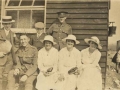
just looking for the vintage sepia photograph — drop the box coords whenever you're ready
[0,0,120,90]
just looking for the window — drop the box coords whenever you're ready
[6,10,44,29]
[1,0,47,33]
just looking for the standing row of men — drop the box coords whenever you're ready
[0,11,72,90]
[30,11,72,51]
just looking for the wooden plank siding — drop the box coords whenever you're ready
[46,1,109,89]
[0,1,1,28]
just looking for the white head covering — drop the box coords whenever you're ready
[42,35,56,45]
[63,35,80,44]
[84,36,102,49]
[0,16,15,23]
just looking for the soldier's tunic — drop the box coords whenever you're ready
[8,44,38,90]
[57,47,81,90]
[30,33,46,51]
[36,47,58,90]
[47,21,72,50]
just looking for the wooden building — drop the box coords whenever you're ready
[0,0,110,89]
[46,0,110,89]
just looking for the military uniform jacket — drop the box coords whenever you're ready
[47,21,72,50]
[16,44,38,76]
[29,33,46,51]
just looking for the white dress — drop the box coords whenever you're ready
[57,47,81,90]
[36,47,58,90]
[77,47,102,90]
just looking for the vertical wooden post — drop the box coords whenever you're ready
[1,0,5,28]
[44,0,47,33]
[30,10,32,28]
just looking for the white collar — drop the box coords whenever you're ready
[37,33,43,37]
[4,28,10,36]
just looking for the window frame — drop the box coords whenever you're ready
[1,0,47,33]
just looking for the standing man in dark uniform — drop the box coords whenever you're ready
[0,16,18,90]
[7,34,38,90]
[30,22,46,51]
[29,22,46,88]
[47,11,72,50]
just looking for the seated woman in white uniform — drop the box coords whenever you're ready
[57,35,81,90]
[77,36,102,90]
[36,35,58,90]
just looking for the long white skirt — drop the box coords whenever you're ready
[77,67,102,90]
[55,67,77,90]
[36,72,57,90]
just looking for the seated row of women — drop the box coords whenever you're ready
[0,17,102,90]
[36,35,102,90]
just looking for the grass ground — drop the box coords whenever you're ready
[105,50,120,90]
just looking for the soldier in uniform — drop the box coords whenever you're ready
[30,22,46,51]
[47,11,72,50]
[0,16,18,90]
[7,34,38,90]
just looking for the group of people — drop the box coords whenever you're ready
[0,11,102,90]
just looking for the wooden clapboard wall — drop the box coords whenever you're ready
[46,0,109,89]
[0,2,1,28]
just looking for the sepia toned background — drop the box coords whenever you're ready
[109,0,120,49]
[0,0,120,90]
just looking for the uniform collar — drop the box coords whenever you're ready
[57,21,66,27]
[21,44,31,51]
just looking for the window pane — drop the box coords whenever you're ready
[6,10,17,28]
[32,10,44,28]
[20,0,32,6]
[18,10,31,28]
[34,0,45,6]
[8,0,20,6]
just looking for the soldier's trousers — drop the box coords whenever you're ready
[7,70,37,90]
